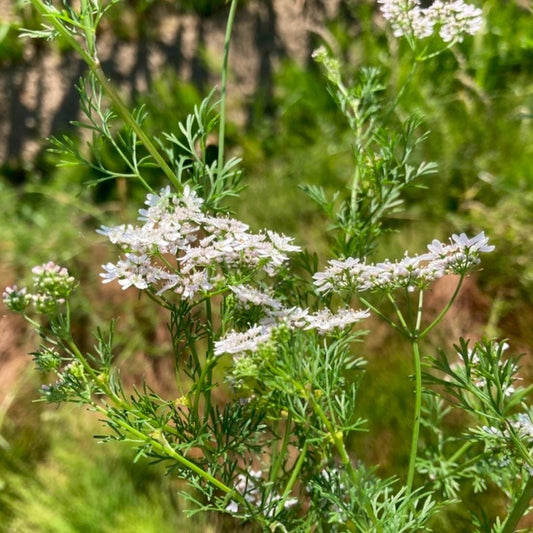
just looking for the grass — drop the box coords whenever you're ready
[1,403,212,533]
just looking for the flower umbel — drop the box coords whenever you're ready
[378,0,483,43]
[313,232,494,295]
[98,187,301,300]
[215,306,370,358]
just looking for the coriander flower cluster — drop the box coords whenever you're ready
[215,283,370,357]
[313,232,494,295]
[3,262,76,314]
[98,186,300,300]
[378,0,483,42]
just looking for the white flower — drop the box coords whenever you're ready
[2,285,30,312]
[214,325,273,356]
[313,257,371,293]
[215,304,369,358]
[31,261,69,277]
[378,0,483,42]
[428,231,494,274]
[174,270,214,299]
[502,385,516,397]
[181,184,204,210]
[304,308,370,334]
[450,231,495,253]
[267,306,310,329]
[314,232,493,295]
[229,285,283,310]
[101,253,160,290]
[266,230,301,254]
[427,1,483,42]
[98,188,301,299]
[225,501,239,514]
[378,0,434,39]
[481,425,505,438]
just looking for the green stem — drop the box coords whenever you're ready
[91,403,233,496]
[405,287,415,331]
[192,356,209,418]
[349,164,361,229]
[448,440,474,464]
[91,69,178,188]
[414,289,424,335]
[419,275,464,338]
[103,120,151,191]
[275,440,308,516]
[23,314,42,330]
[65,336,195,445]
[270,413,293,484]
[66,337,123,403]
[406,339,423,495]
[80,0,96,56]
[144,287,173,311]
[358,296,405,336]
[501,475,533,533]
[203,298,216,423]
[217,0,239,176]
[308,394,382,532]
[417,40,457,61]
[384,59,419,121]
[28,0,179,190]
[387,292,409,333]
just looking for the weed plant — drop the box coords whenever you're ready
[2,1,533,532]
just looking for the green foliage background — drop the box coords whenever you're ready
[1,0,532,531]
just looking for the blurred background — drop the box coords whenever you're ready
[1,0,532,531]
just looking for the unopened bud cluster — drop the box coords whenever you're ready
[3,262,76,314]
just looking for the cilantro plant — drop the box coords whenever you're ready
[4,1,532,531]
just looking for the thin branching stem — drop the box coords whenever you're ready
[405,287,415,331]
[501,474,533,533]
[358,296,406,336]
[90,402,236,497]
[65,335,194,445]
[308,394,383,532]
[414,289,424,336]
[275,440,308,515]
[203,297,216,424]
[217,0,239,176]
[406,339,422,495]
[448,440,474,464]
[388,292,409,333]
[28,0,180,191]
[270,413,292,485]
[419,275,464,338]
